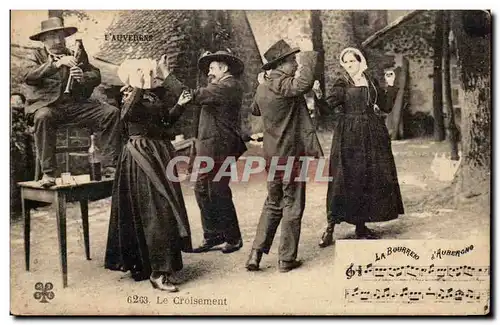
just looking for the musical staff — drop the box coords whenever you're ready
[344,287,490,304]
[345,263,489,281]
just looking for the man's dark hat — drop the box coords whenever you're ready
[29,17,77,41]
[198,49,245,75]
[261,39,300,71]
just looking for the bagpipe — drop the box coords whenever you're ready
[64,39,89,94]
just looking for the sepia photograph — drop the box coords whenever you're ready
[8,8,491,315]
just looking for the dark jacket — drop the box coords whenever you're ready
[120,82,186,140]
[164,74,247,162]
[22,47,101,116]
[251,51,323,160]
[317,73,398,117]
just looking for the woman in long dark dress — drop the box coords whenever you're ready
[316,47,404,247]
[105,70,194,292]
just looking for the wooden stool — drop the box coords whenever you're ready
[34,123,92,180]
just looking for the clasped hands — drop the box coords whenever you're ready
[53,56,83,82]
[157,55,192,106]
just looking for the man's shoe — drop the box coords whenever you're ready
[318,223,335,248]
[278,260,303,273]
[192,238,225,253]
[39,174,56,188]
[319,231,334,248]
[245,249,263,271]
[221,240,243,254]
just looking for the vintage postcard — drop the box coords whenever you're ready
[9,9,491,316]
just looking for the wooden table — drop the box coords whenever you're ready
[18,175,114,288]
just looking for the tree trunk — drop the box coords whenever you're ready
[442,11,460,161]
[311,10,325,98]
[451,10,491,196]
[48,10,64,19]
[320,10,358,91]
[432,10,445,141]
[226,11,264,136]
[319,10,357,130]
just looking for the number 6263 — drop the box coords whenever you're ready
[127,295,149,304]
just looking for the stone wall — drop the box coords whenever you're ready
[353,10,388,44]
[407,57,434,114]
[225,11,264,136]
[246,10,314,56]
[370,11,463,115]
[364,11,464,137]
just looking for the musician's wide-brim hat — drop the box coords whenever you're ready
[29,17,78,41]
[261,39,300,71]
[198,50,245,76]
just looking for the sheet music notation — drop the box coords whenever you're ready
[344,287,490,304]
[345,263,489,281]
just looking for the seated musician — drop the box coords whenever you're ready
[22,17,121,187]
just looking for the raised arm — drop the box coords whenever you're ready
[165,90,192,123]
[314,78,347,115]
[23,50,59,85]
[276,51,318,97]
[373,77,398,113]
[121,85,191,125]
[162,73,190,98]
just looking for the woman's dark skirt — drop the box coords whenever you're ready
[326,114,405,225]
[105,136,192,281]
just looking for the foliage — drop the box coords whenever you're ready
[11,46,33,170]
[10,107,34,217]
[11,108,30,154]
[62,10,99,24]
[213,19,232,50]
[49,10,99,24]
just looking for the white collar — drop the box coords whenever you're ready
[219,74,233,83]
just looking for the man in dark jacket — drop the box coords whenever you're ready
[245,40,323,272]
[161,50,247,254]
[22,17,121,187]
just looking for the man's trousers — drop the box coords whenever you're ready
[29,98,121,175]
[251,160,306,262]
[194,162,242,244]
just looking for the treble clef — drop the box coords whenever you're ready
[345,263,357,279]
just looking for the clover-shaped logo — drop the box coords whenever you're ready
[33,282,55,303]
